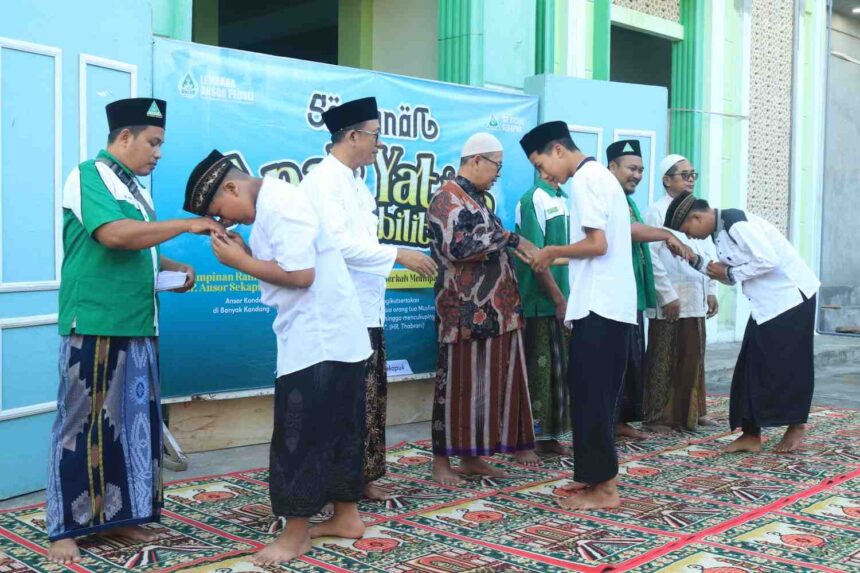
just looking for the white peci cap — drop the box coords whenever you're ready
[658,154,688,178]
[461,132,504,158]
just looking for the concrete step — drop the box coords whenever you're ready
[705,334,860,387]
[818,304,860,334]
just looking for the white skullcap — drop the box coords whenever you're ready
[658,154,688,178]
[461,132,504,158]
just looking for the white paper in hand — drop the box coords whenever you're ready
[156,270,188,292]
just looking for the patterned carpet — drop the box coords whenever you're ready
[1,397,859,572]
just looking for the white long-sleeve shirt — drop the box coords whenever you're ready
[645,194,717,319]
[690,209,820,324]
[299,154,397,328]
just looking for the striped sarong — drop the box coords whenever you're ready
[431,329,535,456]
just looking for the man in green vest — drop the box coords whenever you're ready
[47,98,224,564]
[607,140,656,440]
[514,177,571,458]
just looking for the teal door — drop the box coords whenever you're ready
[525,75,668,213]
[0,0,153,499]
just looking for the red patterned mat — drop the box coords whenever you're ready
[1,398,858,572]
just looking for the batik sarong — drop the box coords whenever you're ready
[269,360,366,517]
[524,317,570,440]
[46,335,162,541]
[363,328,387,483]
[643,317,707,430]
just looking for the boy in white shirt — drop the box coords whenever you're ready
[665,191,820,454]
[184,150,371,565]
[520,122,688,510]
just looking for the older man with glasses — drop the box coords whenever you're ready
[426,132,541,485]
[641,154,719,433]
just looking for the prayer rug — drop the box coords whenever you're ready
[1,398,858,572]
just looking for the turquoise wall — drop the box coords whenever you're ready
[0,0,154,499]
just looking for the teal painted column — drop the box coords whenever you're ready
[151,0,193,40]
[670,0,704,180]
[592,0,611,80]
[535,0,556,74]
[438,0,484,85]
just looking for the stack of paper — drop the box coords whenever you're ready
[156,270,188,292]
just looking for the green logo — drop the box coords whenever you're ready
[146,100,163,119]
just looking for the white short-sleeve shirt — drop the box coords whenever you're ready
[565,159,637,325]
[249,177,371,376]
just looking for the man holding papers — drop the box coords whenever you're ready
[47,98,223,564]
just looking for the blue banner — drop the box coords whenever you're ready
[153,38,539,398]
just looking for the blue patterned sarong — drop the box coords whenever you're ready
[46,335,163,541]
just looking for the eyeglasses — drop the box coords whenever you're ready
[669,170,699,181]
[479,155,503,172]
[353,129,381,142]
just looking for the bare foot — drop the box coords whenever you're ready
[616,423,647,439]
[309,503,365,539]
[514,449,542,466]
[558,479,620,511]
[102,525,159,543]
[536,440,573,456]
[643,423,674,434]
[252,522,312,566]
[460,456,506,478]
[433,455,466,486]
[698,416,720,427]
[723,432,763,453]
[774,424,806,453]
[47,538,81,564]
[363,482,390,501]
[558,480,589,494]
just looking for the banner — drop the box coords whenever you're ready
[153,39,539,398]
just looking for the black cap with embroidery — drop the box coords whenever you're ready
[606,139,642,163]
[664,191,696,230]
[519,121,571,156]
[322,97,379,134]
[184,150,234,216]
[106,98,167,131]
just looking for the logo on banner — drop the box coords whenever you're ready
[180,71,255,103]
[487,114,525,134]
[179,73,198,98]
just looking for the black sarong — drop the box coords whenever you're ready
[568,312,632,484]
[730,294,816,433]
[269,360,366,518]
[618,310,645,423]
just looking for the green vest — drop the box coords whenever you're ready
[515,180,570,317]
[627,195,657,312]
[58,150,161,337]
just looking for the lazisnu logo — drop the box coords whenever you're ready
[179,73,198,98]
[486,114,524,133]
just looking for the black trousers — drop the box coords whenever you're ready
[568,312,632,484]
[269,360,366,518]
[732,294,816,435]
